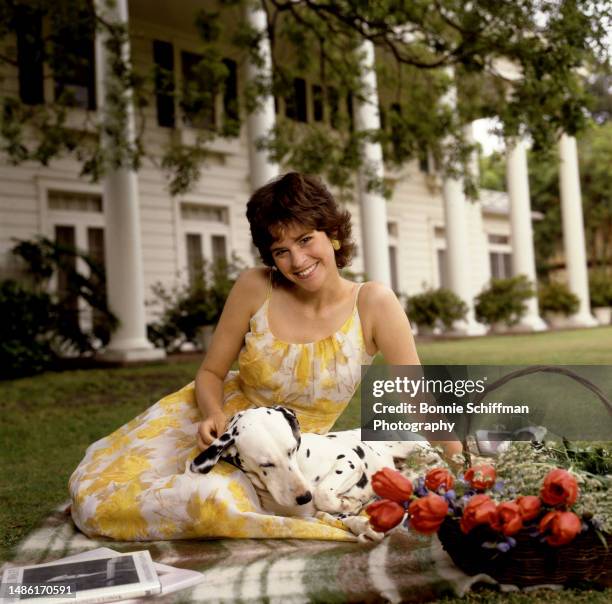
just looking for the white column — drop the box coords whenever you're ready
[354,40,391,286]
[505,138,547,331]
[95,0,164,361]
[558,134,597,327]
[440,85,485,335]
[244,3,279,190]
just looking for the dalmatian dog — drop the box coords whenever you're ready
[189,406,436,540]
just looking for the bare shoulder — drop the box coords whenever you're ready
[233,267,270,315]
[358,281,400,310]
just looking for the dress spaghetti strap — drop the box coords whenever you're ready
[265,269,274,301]
[353,282,366,311]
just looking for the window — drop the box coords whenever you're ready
[15,8,44,105]
[312,84,323,122]
[48,190,103,213]
[418,147,430,173]
[285,77,307,122]
[46,189,106,333]
[346,92,354,132]
[387,221,400,292]
[153,40,175,128]
[181,203,228,223]
[186,233,204,284]
[327,86,340,129]
[489,252,512,280]
[54,225,79,321]
[222,58,239,124]
[181,202,230,284]
[389,245,399,293]
[181,51,216,129]
[434,226,449,289]
[389,103,402,162]
[211,235,227,264]
[52,10,96,110]
[487,234,512,280]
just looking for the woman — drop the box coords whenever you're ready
[69,172,460,541]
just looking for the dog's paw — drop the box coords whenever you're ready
[343,515,385,542]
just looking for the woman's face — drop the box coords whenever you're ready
[269,222,337,291]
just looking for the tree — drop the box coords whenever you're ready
[1,0,610,195]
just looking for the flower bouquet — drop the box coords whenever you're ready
[366,442,612,587]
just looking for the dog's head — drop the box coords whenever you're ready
[190,406,312,507]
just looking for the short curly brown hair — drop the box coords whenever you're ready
[246,172,355,270]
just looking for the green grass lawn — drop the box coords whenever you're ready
[1,326,610,601]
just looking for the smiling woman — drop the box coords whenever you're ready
[68,172,458,542]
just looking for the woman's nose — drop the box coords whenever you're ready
[290,248,307,267]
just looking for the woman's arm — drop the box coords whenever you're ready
[364,283,463,461]
[194,267,267,448]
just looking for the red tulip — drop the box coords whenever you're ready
[366,499,405,532]
[408,493,449,534]
[496,501,523,536]
[460,494,499,534]
[516,496,541,522]
[539,510,582,546]
[464,464,496,490]
[425,468,455,493]
[540,469,579,507]
[371,467,413,503]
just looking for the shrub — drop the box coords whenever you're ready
[538,281,580,316]
[406,288,468,329]
[148,255,245,351]
[589,271,612,308]
[474,275,534,327]
[0,280,57,379]
[11,237,118,351]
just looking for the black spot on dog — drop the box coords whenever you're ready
[336,454,345,459]
[365,462,368,469]
[326,434,337,438]
[263,470,267,476]
[349,461,355,469]
[353,446,365,459]
[336,470,343,474]
[356,472,368,488]
[266,410,271,414]
[220,433,231,442]
[314,476,320,482]
[306,449,310,458]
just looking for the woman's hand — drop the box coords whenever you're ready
[197,411,228,450]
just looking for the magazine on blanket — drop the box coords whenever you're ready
[1,547,204,604]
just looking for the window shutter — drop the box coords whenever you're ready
[153,40,175,128]
[222,58,238,123]
[16,10,44,105]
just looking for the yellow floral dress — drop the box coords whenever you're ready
[69,284,373,541]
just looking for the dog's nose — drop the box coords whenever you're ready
[295,491,312,505]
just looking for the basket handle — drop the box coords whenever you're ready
[461,365,612,467]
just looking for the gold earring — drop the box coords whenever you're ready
[331,239,341,251]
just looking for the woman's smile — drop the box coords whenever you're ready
[294,261,319,280]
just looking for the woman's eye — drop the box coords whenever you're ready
[300,236,312,244]
[274,250,286,257]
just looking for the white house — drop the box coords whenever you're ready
[0,0,596,361]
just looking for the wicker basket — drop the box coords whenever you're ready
[440,366,612,587]
[438,517,611,587]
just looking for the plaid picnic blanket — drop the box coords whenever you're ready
[2,504,500,603]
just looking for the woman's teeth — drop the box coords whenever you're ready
[295,263,318,278]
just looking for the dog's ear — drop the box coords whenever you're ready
[190,432,235,474]
[273,406,301,446]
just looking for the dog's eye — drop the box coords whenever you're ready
[260,462,275,468]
